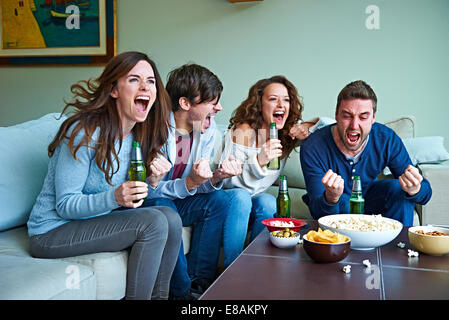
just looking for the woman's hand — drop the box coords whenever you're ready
[114,181,148,208]
[289,122,314,140]
[257,138,283,167]
[148,156,172,189]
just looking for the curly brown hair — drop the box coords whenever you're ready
[228,75,304,158]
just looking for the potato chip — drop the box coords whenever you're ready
[306,228,349,244]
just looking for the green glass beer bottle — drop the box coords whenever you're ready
[276,175,291,218]
[267,122,280,170]
[349,176,364,214]
[128,141,146,203]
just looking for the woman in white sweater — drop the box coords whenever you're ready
[220,76,332,251]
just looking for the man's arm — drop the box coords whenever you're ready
[387,132,432,205]
[300,141,349,219]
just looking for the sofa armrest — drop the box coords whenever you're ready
[416,160,449,226]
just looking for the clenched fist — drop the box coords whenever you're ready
[322,169,344,204]
[185,158,213,191]
[289,122,313,140]
[148,156,172,189]
[399,165,423,196]
[211,155,242,185]
[115,180,148,208]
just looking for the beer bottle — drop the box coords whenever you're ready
[267,122,280,170]
[349,176,364,214]
[128,141,146,203]
[276,175,291,218]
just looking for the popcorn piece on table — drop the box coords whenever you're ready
[362,259,371,268]
[408,249,419,257]
[397,242,406,249]
[342,265,351,274]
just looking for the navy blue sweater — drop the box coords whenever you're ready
[300,123,432,219]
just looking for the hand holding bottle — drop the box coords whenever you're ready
[128,141,147,204]
[257,138,283,167]
[115,181,148,208]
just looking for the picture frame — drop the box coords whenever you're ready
[0,0,116,66]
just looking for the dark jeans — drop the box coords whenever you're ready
[145,189,233,296]
[29,206,182,300]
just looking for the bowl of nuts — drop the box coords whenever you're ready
[269,228,301,249]
[408,226,449,256]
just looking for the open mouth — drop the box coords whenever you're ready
[346,131,360,145]
[273,111,285,124]
[204,113,214,130]
[134,95,150,113]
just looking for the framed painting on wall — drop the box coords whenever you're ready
[0,0,116,66]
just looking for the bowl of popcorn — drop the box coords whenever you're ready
[408,226,449,256]
[302,228,351,263]
[318,214,403,250]
[269,228,301,249]
[262,218,306,233]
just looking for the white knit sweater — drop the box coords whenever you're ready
[220,117,335,195]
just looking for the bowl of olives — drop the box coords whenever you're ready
[269,228,301,249]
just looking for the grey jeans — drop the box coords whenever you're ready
[29,206,182,300]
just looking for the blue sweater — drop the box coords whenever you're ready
[27,127,132,236]
[300,123,432,220]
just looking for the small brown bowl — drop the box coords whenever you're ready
[303,234,351,263]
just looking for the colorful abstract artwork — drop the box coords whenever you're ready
[0,0,116,65]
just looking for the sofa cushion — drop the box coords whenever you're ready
[0,113,66,231]
[383,116,415,139]
[0,226,128,300]
[403,136,449,165]
[0,226,30,257]
[0,255,96,300]
[280,147,305,189]
[62,251,127,300]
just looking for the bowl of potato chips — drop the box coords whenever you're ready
[269,228,301,249]
[318,214,403,250]
[303,228,351,263]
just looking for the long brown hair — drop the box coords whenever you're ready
[228,75,304,158]
[49,51,171,185]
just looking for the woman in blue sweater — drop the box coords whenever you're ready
[27,51,182,300]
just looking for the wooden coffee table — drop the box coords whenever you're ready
[200,220,449,300]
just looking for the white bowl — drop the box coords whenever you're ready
[269,231,300,249]
[318,214,403,250]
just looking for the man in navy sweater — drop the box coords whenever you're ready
[300,80,431,226]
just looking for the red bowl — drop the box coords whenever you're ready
[262,218,307,232]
